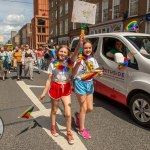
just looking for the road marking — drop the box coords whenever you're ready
[28,85,45,88]
[17,81,87,150]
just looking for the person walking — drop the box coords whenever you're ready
[22,44,35,80]
[72,39,103,139]
[39,43,80,144]
[36,47,44,74]
[13,46,22,80]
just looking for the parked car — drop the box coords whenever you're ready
[71,32,150,127]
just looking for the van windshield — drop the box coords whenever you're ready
[124,36,150,59]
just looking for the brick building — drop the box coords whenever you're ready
[32,0,49,49]
[49,0,150,45]
[18,23,32,47]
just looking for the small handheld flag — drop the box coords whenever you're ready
[81,70,103,81]
[18,105,34,119]
[118,57,129,70]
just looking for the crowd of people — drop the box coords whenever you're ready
[0,44,57,81]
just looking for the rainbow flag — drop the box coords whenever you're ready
[81,72,98,81]
[18,105,34,119]
[126,20,138,31]
[118,57,129,70]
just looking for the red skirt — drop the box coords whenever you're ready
[49,82,72,100]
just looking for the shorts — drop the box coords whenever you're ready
[49,82,72,100]
[74,79,94,95]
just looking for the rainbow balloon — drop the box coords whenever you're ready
[126,20,139,31]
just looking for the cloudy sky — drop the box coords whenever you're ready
[0,0,33,43]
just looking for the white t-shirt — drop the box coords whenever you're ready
[74,57,99,81]
[47,58,72,82]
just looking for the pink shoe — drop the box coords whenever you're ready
[74,112,80,127]
[50,125,59,137]
[78,129,91,139]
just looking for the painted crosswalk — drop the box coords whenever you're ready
[17,81,87,150]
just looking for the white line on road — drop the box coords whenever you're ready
[28,85,45,88]
[17,81,87,150]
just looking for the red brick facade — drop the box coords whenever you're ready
[32,0,49,49]
[49,0,150,45]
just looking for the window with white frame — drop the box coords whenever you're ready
[65,18,68,34]
[147,0,150,12]
[60,21,63,35]
[55,10,57,20]
[146,22,150,33]
[102,0,109,22]
[56,24,57,36]
[51,13,53,21]
[129,0,138,16]
[51,1,53,8]
[60,5,63,17]
[96,3,100,23]
[113,0,120,19]
[65,1,68,14]
[73,23,77,29]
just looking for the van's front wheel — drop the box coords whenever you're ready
[129,93,150,127]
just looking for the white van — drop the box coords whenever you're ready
[71,32,150,127]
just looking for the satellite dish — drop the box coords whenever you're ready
[0,117,4,139]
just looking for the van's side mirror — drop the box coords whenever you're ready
[114,53,124,64]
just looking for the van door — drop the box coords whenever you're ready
[94,37,128,105]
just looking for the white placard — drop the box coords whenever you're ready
[71,0,97,25]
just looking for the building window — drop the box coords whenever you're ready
[147,0,150,12]
[38,19,45,25]
[129,0,138,16]
[60,5,63,17]
[56,24,57,36]
[113,0,120,19]
[73,23,77,29]
[60,21,63,35]
[65,18,68,34]
[96,3,100,23]
[51,1,53,8]
[102,0,109,22]
[65,1,68,14]
[51,13,53,21]
[37,27,45,33]
[146,22,150,33]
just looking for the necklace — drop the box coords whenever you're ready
[52,58,73,72]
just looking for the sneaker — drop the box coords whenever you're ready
[2,75,5,81]
[30,78,33,81]
[78,129,91,139]
[67,131,74,145]
[74,112,80,127]
[50,125,59,137]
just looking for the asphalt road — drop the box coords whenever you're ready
[0,68,150,150]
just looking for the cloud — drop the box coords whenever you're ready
[3,14,25,25]
[0,0,33,43]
